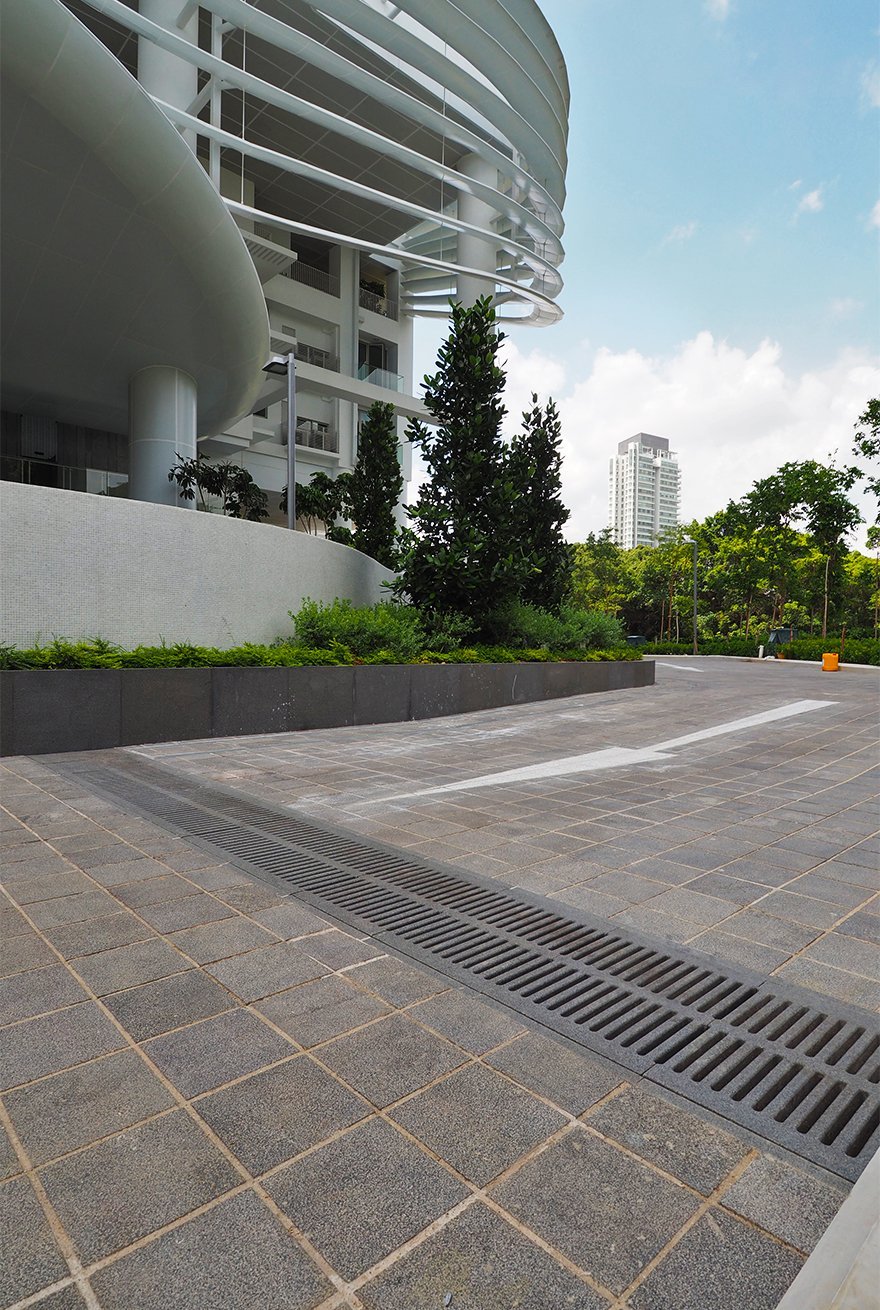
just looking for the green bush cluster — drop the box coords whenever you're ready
[0,602,639,671]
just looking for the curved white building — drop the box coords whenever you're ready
[1,0,568,516]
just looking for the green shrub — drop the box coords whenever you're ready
[291,598,425,661]
[783,637,879,666]
[482,602,624,651]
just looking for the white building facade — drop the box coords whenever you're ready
[609,433,681,549]
[1,0,569,524]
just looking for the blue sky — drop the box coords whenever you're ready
[412,0,880,542]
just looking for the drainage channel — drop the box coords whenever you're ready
[50,754,879,1182]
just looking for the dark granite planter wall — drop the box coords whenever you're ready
[0,661,654,756]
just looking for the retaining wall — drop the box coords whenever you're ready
[0,660,655,756]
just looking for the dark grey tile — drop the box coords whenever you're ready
[254,975,390,1047]
[494,1128,698,1294]
[820,860,879,891]
[205,942,328,1003]
[0,1176,70,1304]
[90,1190,332,1310]
[837,909,880,946]
[168,917,276,964]
[688,928,789,973]
[196,1056,368,1173]
[103,969,234,1042]
[301,930,383,969]
[34,1284,90,1308]
[0,1003,125,1091]
[721,1154,847,1252]
[0,907,34,941]
[267,1118,467,1278]
[181,863,254,892]
[758,891,842,930]
[0,1120,20,1180]
[642,888,737,926]
[788,873,871,909]
[217,882,289,915]
[85,857,170,888]
[349,956,449,1007]
[358,1201,609,1310]
[46,912,155,959]
[73,937,188,996]
[144,1008,293,1097]
[391,1063,565,1185]
[775,958,879,1009]
[318,1014,466,1107]
[612,905,699,943]
[485,1031,624,1115]
[801,932,880,981]
[0,932,57,977]
[26,889,118,929]
[0,964,88,1025]
[39,1111,240,1263]
[112,875,200,908]
[588,869,672,904]
[407,988,525,1054]
[686,872,769,905]
[629,1209,803,1310]
[719,908,819,953]
[7,868,94,904]
[5,1050,175,1165]
[137,894,234,933]
[589,1087,749,1194]
[251,903,330,942]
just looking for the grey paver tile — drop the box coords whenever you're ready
[627,858,707,886]
[391,1062,565,1185]
[688,928,789,973]
[0,1003,125,1091]
[788,873,872,909]
[407,988,525,1054]
[628,1209,803,1310]
[551,885,630,917]
[0,932,57,977]
[758,890,844,930]
[4,1050,175,1165]
[494,1128,698,1294]
[31,1283,89,1307]
[588,1086,749,1194]
[721,1154,847,1252]
[300,929,384,969]
[179,863,251,891]
[25,889,118,929]
[102,969,234,1042]
[204,941,328,1002]
[6,869,95,904]
[136,894,234,933]
[348,955,449,1007]
[485,1031,624,1115]
[718,908,819,953]
[836,909,880,945]
[612,905,697,943]
[775,958,879,1009]
[801,932,880,981]
[319,1013,467,1107]
[90,1190,332,1310]
[72,937,188,996]
[588,869,672,904]
[267,1117,467,1278]
[168,916,276,964]
[215,882,289,914]
[195,1055,368,1173]
[144,1008,294,1097]
[641,887,737,927]
[821,860,880,891]
[686,872,770,905]
[358,1201,607,1310]
[0,1175,70,1304]
[112,874,199,908]
[84,858,170,888]
[251,901,330,939]
[39,1111,240,1263]
[46,912,155,959]
[254,974,390,1047]
[0,964,88,1026]
[0,1120,21,1180]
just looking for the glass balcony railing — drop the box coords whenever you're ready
[281,422,339,454]
[1,456,128,496]
[358,285,398,320]
[356,364,404,392]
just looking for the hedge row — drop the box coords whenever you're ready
[642,637,879,666]
[0,638,642,671]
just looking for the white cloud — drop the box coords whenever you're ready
[861,61,880,109]
[869,198,880,230]
[829,297,862,320]
[663,220,698,245]
[788,179,802,191]
[794,187,823,218]
[704,0,730,20]
[499,333,880,547]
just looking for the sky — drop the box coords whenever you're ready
[411,0,880,547]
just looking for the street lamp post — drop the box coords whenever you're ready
[684,537,698,656]
[262,352,297,530]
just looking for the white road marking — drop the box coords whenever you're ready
[658,664,703,672]
[385,699,837,798]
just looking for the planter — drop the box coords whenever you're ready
[0,660,655,757]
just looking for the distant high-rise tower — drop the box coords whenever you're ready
[609,434,681,549]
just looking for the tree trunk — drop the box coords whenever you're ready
[659,598,665,641]
[744,601,751,637]
[821,552,830,639]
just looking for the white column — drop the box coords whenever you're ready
[456,153,497,307]
[337,246,360,471]
[138,0,198,152]
[129,366,197,507]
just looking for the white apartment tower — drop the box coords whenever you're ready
[609,434,681,549]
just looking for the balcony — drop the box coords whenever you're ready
[1,456,128,496]
[358,284,398,320]
[356,364,404,392]
[289,262,340,297]
[295,342,339,371]
[281,420,339,454]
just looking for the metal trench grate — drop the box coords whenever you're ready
[52,754,880,1182]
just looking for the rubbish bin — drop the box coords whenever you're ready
[822,652,839,672]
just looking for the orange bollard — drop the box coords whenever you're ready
[822,652,839,672]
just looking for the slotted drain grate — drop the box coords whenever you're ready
[51,754,879,1181]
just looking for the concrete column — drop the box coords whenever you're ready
[138,0,198,151]
[456,153,497,307]
[337,246,360,470]
[129,366,197,507]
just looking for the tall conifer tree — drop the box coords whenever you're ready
[348,401,403,567]
[509,395,571,609]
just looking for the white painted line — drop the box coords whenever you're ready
[658,664,703,672]
[385,699,837,798]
